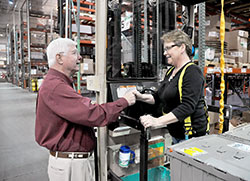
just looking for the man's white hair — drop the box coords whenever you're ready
[46,38,77,67]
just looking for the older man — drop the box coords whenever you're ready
[35,38,136,181]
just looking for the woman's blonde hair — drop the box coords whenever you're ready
[161,29,192,57]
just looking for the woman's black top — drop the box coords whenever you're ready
[153,62,208,139]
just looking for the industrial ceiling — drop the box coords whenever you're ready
[0,0,249,37]
[0,0,57,37]
[206,0,250,31]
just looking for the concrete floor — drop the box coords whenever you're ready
[0,81,248,181]
[0,82,48,181]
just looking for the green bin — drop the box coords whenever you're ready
[121,166,170,181]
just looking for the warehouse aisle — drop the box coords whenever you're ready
[0,83,48,181]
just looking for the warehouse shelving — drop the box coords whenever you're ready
[61,0,96,93]
[6,0,57,91]
[0,44,7,68]
[205,65,250,108]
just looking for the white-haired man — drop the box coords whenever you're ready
[35,38,136,181]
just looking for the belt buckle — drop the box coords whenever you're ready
[68,152,90,159]
[77,154,85,158]
[68,153,75,159]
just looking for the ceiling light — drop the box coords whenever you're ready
[9,0,13,5]
[230,2,235,5]
[0,34,4,37]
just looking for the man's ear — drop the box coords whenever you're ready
[56,54,63,65]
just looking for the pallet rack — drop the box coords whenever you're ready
[58,0,96,94]
[205,66,250,107]
[7,0,57,91]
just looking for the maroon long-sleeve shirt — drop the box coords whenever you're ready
[35,68,128,152]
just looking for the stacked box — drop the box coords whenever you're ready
[226,30,248,63]
[31,52,44,60]
[213,53,235,64]
[72,24,93,34]
[31,31,46,45]
[206,15,231,31]
[205,15,231,41]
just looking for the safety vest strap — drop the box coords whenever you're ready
[178,62,194,138]
[165,62,210,139]
[166,66,175,76]
[178,62,194,102]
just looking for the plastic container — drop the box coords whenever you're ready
[167,134,250,181]
[222,123,250,145]
[121,166,170,181]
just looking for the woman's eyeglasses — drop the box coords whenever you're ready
[163,44,178,52]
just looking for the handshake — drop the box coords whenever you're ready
[122,90,140,106]
[122,90,157,128]
[123,90,154,106]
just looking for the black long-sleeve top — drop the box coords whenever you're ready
[154,62,208,139]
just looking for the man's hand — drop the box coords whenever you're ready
[134,91,144,101]
[123,90,136,106]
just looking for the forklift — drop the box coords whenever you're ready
[86,0,226,180]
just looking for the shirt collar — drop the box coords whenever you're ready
[48,68,74,85]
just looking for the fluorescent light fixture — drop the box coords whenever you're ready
[9,0,14,5]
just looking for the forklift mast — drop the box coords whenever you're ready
[90,0,207,180]
[106,0,176,81]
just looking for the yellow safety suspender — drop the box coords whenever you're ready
[165,62,210,140]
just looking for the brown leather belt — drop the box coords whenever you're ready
[50,151,92,159]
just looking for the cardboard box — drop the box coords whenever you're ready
[80,58,94,74]
[225,32,248,50]
[31,52,44,60]
[147,136,165,168]
[242,111,250,122]
[229,49,248,63]
[205,28,220,41]
[148,137,165,160]
[31,31,46,45]
[72,24,93,34]
[227,30,249,38]
[206,15,231,31]
[208,111,219,124]
[213,53,235,64]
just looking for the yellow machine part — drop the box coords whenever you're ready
[31,79,37,92]
[219,0,225,134]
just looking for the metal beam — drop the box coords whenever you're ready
[143,0,148,63]
[19,6,25,88]
[95,0,108,180]
[198,2,206,72]
[234,5,250,13]
[65,0,69,38]
[227,2,250,12]
[76,0,81,93]
[27,0,31,91]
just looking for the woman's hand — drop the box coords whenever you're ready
[140,112,178,128]
[134,91,155,104]
[140,115,159,128]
